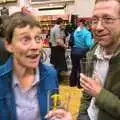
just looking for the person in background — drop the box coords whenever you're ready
[50,17,67,83]
[69,19,93,88]
[45,0,120,119]
[0,15,11,65]
[77,0,120,119]
[0,12,58,120]
[64,21,77,46]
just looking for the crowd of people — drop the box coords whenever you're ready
[0,0,120,120]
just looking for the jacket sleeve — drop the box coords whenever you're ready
[77,90,92,119]
[95,88,120,119]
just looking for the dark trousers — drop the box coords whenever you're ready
[50,46,67,82]
[69,47,88,88]
[70,54,83,88]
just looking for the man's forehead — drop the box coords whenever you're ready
[94,0,119,9]
[93,1,120,16]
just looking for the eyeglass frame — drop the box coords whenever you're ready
[91,16,120,26]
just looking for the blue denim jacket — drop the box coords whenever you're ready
[0,56,58,120]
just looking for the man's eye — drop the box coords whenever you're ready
[104,17,112,21]
[103,17,115,23]
[91,18,98,23]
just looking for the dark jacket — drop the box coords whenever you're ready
[0,38,10,65]
[0,56,58,120]
[77,44,120,120]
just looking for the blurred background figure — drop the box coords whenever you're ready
[50,17,67,83]
[0,6,9,16]
[69,19,94,88]
[0,15,11,65]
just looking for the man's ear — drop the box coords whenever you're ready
[4,40,13,53]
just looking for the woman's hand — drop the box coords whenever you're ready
[45,109,72,120]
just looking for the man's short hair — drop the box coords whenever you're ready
[78,19,85,23]
[95,0,120,4]
[5,12,41,44]
[56,17,63,24]
[95,0,120,15]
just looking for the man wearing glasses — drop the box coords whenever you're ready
[45,0,120,120]
[77,0,120,120]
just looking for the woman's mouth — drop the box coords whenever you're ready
[26,54,40,62]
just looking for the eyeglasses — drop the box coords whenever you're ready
[91,17,120,26]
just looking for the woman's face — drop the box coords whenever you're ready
[6,25,43,69]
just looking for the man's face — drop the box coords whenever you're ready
[6,25,43,69]
[77,21,83,27]
[60,22,65,30]
[92,0,120,48]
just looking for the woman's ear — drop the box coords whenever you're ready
[4,40,13,53]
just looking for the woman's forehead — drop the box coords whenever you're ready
[13,25,41,38]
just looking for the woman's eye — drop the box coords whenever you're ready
[20,37,30,44]
[35,36,42,43]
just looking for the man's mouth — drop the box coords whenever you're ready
[95,34,109,39]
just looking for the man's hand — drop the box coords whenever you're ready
[80,73,102,97]
[45,109,72,120]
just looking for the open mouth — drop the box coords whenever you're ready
[26,54,40,59]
